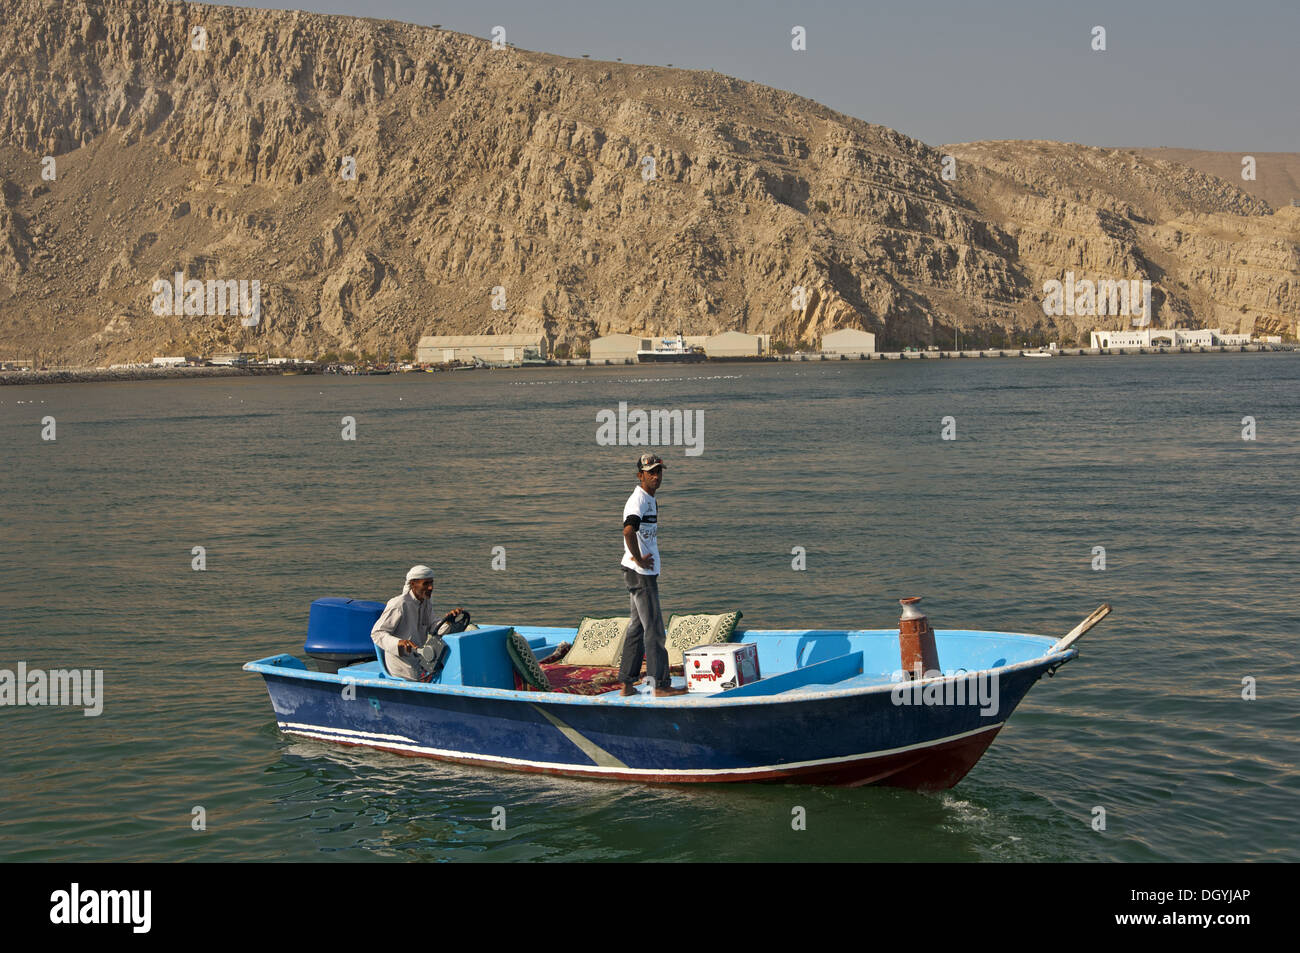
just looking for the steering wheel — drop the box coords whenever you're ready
[437,608,472,635]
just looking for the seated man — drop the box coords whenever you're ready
[370,565,465,681]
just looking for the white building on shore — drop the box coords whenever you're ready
[821,328,877,355]
[590,334,651,362]
[1089,328,1252,348]
[417,334,548,363]
[704,331,771,357]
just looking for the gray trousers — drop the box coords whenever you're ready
[618,568,669,687]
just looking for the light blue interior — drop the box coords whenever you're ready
[370,625,519,688]
[340,625,1057,694]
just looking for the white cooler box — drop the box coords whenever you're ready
[684,643,761,694]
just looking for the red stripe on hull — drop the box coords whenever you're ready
[288,726,1004,790]
[781,727,1004,789]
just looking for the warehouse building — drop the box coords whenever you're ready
[210,352,251,365]
[589,334,651,362]
[704,331,770,358]
[589,330,772,360]
[417,334,548,363]
[821,328,877,355]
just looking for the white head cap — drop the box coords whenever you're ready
[405,564,435,582]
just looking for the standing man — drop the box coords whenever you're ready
[371,565,465,682]
[619,453,687,697]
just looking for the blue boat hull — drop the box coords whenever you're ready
[254,657,1056,788]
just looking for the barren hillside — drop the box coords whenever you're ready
[1133,149,1300,210]
[0,0,1295,363]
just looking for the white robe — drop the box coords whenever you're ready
[370,589,443,680]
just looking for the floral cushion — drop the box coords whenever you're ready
[665,611,742,666]
[505,629,551,691]
[561,616,631,667]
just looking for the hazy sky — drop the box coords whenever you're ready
[236,0,1298,151]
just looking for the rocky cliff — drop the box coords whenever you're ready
[0,0,1295,363]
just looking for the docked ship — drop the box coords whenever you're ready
[636,331,707,364]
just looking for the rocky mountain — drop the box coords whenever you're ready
[0,0,1295,364]
[1133,149,1300,211]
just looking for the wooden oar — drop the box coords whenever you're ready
[1048,604,1112,655]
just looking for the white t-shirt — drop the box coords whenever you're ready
[620,485,660,575]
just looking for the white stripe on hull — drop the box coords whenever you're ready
[278,720,1003,779]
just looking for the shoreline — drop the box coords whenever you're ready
[1,343,1294,386]
[560,342,1296,365]
[0,365,293,387]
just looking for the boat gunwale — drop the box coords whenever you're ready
[244,628,1078,709]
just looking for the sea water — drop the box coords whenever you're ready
[1,354,1296,861]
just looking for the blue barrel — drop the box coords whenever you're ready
[303,597,386,672]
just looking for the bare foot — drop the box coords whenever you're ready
[654,686,688,697]
[620,684,639,696]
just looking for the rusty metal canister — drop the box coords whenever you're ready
[899,596,941,679]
